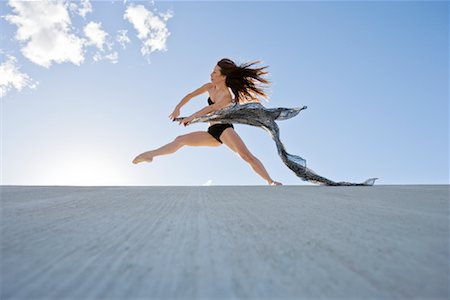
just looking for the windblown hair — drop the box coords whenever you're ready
[217,58,271,104]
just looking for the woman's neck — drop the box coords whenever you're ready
[213,82,228,91]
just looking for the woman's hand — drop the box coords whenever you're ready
[179,115,194,126]
[169,107,181,121]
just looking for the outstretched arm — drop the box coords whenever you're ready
[175,83,212,110]
[192,100,230,118]
[180,100,231,126]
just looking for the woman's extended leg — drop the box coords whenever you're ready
[220,128,282,186]
[132,131,221,164]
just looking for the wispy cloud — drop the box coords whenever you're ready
[84,21,118,63]
[69,0,92,18]
[84,22,108,51]
[2,0,173,95]
[0,54,38,98]
[93,52,118,64]
[116,30,131,49]
[5,0,86,68]
[124,4,173,57]
[202,179,213,186]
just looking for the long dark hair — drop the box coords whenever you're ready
[217,58,271,104]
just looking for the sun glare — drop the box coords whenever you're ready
[42,155,124,186]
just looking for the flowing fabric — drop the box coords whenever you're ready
[174,102,378,186]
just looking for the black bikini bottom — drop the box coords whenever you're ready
[207,123,234,143]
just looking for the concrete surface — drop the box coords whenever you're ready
[1,185,449,300]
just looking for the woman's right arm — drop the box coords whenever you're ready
[169,83,211,121]
[175,82,212,109]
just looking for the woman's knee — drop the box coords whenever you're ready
[240,152,256,163]
[174,135,187,145]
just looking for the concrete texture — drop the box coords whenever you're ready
[1,185,449,300]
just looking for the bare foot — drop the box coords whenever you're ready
[268,180,283,186]
[132,151,154,164]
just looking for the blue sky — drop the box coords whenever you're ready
[1,0,448,186]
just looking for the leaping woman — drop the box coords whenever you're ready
[132,58,283,186]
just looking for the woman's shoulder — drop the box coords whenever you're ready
[203,82,213,90]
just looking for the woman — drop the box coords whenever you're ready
[132,58,282,186]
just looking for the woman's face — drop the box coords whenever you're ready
[210,65,226,84]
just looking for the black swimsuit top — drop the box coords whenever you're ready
[208,96,237,106]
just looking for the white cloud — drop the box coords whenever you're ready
[116,29,130,49]
[124,4,173,57]
[5,0,86,68]
[0,55,38,98]
[159,9,174,22]
[69,0,92,18]
[84,22,119,64]
[202,179,213,186]
[84,21,107,51]
[78,0,92,18]
[94,51,118,64]
[4,1,174,71]
[105,52,118,64]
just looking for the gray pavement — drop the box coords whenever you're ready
[1,185,449,299]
